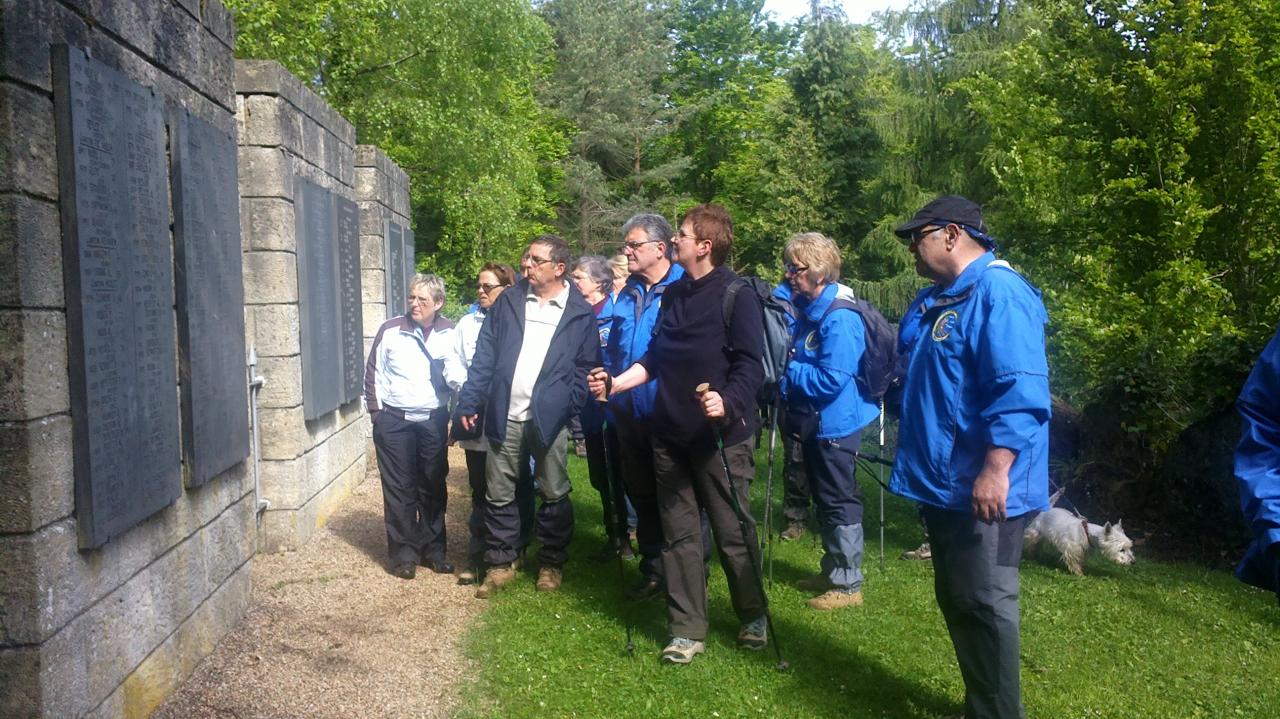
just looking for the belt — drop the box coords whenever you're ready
[380,405,438,421]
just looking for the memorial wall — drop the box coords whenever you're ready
[0,3,255,717]
[0,3,413,717]
[236,60,402,553]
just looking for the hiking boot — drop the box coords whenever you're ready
[536,566,563,592]
[457,565,481,586]
[795,574,831,592]
[806,589,864,611]
[901,542,932,560]
[475,564,516,599]
[737,615,768,651]
[388,562,416,580]
[660,637,705,665]
[780,521,807,541]
[618,538,636,561]
[574,439,588,457]
[626,575,663,602]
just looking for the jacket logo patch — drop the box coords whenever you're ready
[804,330,820,351]
[932,310,958,341]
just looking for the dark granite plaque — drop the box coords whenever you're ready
[384,220,406,318]
[335,195,363,404]
[52,46,181,549]
[404,226,416,297]
[171,110,250,487]
[295,177,343,420]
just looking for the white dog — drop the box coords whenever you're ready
[1024,507,1135,575]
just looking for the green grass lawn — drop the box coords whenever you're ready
[457,443,1280,718]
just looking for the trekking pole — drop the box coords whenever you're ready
[696,383,789,672]
[762,398,781,586]
[594,369,635,657]
[878,400,886,574]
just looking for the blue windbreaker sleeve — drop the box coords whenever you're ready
[1237,327,1280,555]
[786,310,863,404]
[975,290,1051,453]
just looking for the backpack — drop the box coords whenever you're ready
[723,277,796,403]
[816,296,901,403]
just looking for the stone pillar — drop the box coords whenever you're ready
[354,145,413,354]
[0,2,254,718]
[236,60,370,552]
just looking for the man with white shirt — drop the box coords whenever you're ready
[365,274,467,580]
[456,235,600,597]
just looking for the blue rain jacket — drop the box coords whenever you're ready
[1234,325,1280,592]
[889,252,1051,516]
[605,263,685,419]
[580,293,615,433]
[782,282,879,439]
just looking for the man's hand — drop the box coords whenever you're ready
[460,414,478,432]
[700,389,726,420]
[972,446,1016,523]
[587,367,611,402]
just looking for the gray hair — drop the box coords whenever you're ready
[574,255,613,294]
[621,213,674,248]
[409,273,446,304]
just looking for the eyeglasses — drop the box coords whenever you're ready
[910,226,945,245]
[476,282,503,293]
[406,295,434,305]
[623,239,659,252]
[783,262,809,275]
[523,255,553,267]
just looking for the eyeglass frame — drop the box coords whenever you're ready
[783,262,810,275]
[475,282,504,294]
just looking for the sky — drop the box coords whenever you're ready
[761,0,914,25]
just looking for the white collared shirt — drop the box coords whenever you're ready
[507,281,570,421]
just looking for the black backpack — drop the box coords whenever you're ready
[722,277,796,403]
[818,296,901,402]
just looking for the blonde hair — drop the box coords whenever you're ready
[410,273,447,304]
[783,232,841,284]
[609,254,628,283]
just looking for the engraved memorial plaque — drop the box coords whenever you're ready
[171,110,250,487]
[52,46,181,548]
[295,177,343,420]
[384,220,405,319]
[335,195,363,404]
[404,226,416,299]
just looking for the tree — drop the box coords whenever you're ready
[225,0,566,289]
[538,0,688,252]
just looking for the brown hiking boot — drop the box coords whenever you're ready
[901,542,932,560]
[475,564,516,599]
[536,566,563,592]
[806,589,864,611]
[780,521,807,541]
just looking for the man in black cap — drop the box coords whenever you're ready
[889,195,1052,718]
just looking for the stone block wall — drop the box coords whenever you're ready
[356,144,412,356]
[236,60,374,552]
[0,2,255,718]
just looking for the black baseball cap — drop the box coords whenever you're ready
[893,195,993,248]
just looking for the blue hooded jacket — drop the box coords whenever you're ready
[889,252,1051,516]
[1234,324,1280,593]
[782,282,879,439]
[605,262,685,419]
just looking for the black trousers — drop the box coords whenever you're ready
[584,423,628,543]
[371,410,449,565]
[613,411,666,580]
[465,448,536,566]
[781,433,813,523]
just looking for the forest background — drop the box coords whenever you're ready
[225,0,1280,552]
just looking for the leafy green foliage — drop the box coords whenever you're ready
[225,0,566,292]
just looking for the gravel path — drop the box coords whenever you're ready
[155,447,481,719]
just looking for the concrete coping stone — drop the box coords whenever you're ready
[234,61,356,148]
